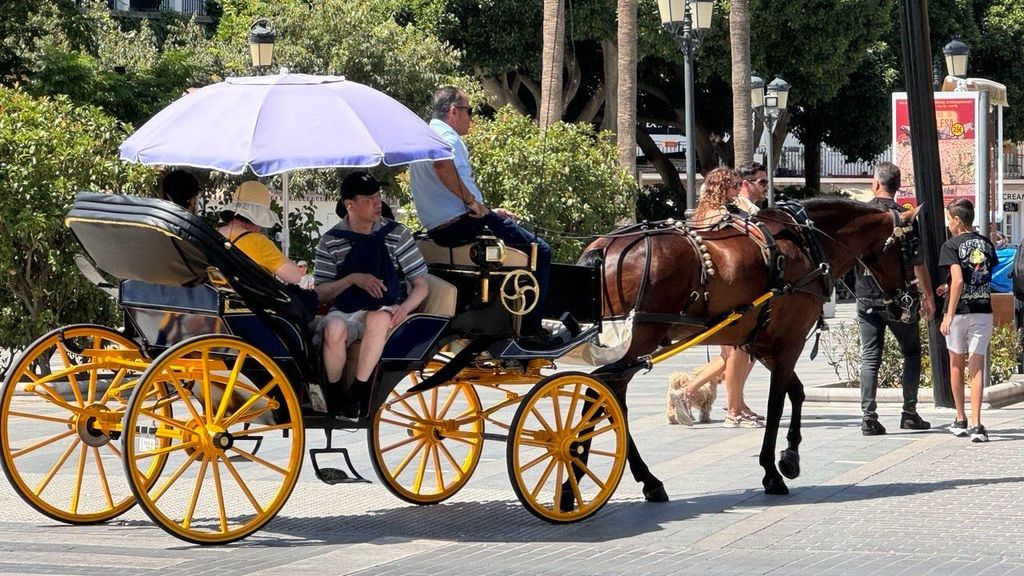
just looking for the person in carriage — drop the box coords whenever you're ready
[409,86,555,345]
[313,171,430,420]
[218,180,308,287]
[159,168,201,213]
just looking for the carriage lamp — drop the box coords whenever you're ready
[751,75,792,207]
[943,39,970,79]
[657,0,715,216]
[248,18,276,68]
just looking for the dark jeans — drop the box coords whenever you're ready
[858,305,922,419]
[427,212,552,331]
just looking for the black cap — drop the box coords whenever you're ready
[340,171,384,201]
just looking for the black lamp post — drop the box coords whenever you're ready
[751,75,790,206]
[657,0,714,216]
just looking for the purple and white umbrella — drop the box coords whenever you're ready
[119,72,453,254]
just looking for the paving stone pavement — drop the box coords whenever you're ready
[1,303,1023,575]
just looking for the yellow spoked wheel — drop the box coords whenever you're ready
[0,324,158,524]
[507,372,627,523]
[121,335,304,545]
[368,361,483,504]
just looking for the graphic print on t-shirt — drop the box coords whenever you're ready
[959,236,993,306]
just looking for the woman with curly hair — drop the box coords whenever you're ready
[693,167,741,225]
[667,166,763,428]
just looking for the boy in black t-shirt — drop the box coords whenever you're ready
[939,199,998,443]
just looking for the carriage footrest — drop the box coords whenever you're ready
[309,429,371,485]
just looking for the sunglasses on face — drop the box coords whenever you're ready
[746,178,769,186]
[453,105,473,118]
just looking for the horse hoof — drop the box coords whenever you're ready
[762,476,789,496]
[778,449,800,480]
[643,481,669,502]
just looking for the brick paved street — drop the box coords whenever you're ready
[1,304,1023,575]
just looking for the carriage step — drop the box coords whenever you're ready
[309,447,371,485]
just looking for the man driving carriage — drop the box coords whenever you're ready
[314,171,430,420]
[409,86,555,344]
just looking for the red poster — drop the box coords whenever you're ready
[891,93,977,208]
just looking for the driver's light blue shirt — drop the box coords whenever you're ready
[409,119,484,230]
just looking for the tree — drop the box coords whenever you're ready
[729,0,753,166]
[539,0,566,128]
[617,0,639,177]
[0,88,156,348]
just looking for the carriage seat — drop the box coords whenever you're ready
[416,235,532,269]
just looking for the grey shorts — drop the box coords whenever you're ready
[945,313,993,356]
[315,306,395,347]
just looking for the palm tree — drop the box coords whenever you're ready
[539,0,565,129]
[616,0,638,178]
[729,0,753,166]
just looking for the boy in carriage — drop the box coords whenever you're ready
[314,171,430,420]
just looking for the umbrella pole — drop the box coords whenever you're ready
[282,171,291,257]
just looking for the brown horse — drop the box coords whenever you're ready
[580,197,920,498]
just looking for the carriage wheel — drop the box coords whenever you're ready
[122,335,304,545]
[0,324,165,524]
[507,372,627,523]
[369,360,484,504]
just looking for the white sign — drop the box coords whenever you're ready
[1004,192,1024,201]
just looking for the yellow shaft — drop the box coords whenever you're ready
[647,291,775,366]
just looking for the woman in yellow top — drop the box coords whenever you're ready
[218,181,305,285]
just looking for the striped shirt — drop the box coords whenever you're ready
[313,218,428,296]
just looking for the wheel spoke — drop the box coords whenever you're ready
[215,351,247,423]
[133,440,199,461]
[436,385,461,419]
[231,422,291,437]
[518,449,554,474]
[93,447,115,509]
[515,436,553,449]
[432,445,445,492]
[30,385,79,414]
[227,445,288,475]
[70,443,87,514]
[380,434,422,454]
[529,406,556,437]
[98,367,132,405]
[86,341,100,404]
[165,369,204,424]
[587,448,618,458]
[416,390,430,422]
[552,460,564,512]
[564,381,582,431]
[574,410,612,437]
[105,442,122,459]
[571,397,606,435]
[550,392,563,433]
[430,387,439,417]
[55,340,84,407]
[223,379,280,428]
[202,350,214,423]
[182,456,209,530]
[210,456,228,534]
[12,429,76,460]
[138,408,190,434]
[34,437,79,496]
[437,442,466,479]
[378,415,420,429]
[394,396,424,421]
[391,439,426,478]
[529,456,558,500]
[220,454,264,516]
[149,450,202,504]
[571,456,606,489]
[7,410,70,424]
[412,442,429,494]
[576,423,615,443]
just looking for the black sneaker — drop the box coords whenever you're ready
[950,420,969,437]
[900,412,931,430]
[970,425,989,443]
[861,418,887,436]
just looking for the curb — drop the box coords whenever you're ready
[804,380,1024,408]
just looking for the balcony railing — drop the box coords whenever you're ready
[92,0,206,16]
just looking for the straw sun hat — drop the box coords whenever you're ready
[221,181,280,228]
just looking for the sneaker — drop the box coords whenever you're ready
[950,420,969,437]
[900,412,931,431]
[723,413,763,428]
[861,418,887,436]
[970,425,989,443]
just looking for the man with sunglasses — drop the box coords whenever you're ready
[856,162,936,435]
[734,161,769,215]
[410,86,555,345]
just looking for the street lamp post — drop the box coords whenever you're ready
[750,75,790,206]
[657,0,714,216]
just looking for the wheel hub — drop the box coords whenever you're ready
[75,404,113,447]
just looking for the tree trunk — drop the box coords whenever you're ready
[729,0,753,166]
[601,39,618,132]
[637,126,685,200]
[616,0,638,178]
[803,133,822,192]
[539,0,566,129]
[577,82,605,123]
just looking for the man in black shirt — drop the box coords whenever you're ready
[856,162,936,435]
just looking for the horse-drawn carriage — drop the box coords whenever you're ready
[0,191,632,544]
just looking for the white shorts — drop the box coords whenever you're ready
[945,313,993,356]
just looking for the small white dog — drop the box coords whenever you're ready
[666,370,720,425]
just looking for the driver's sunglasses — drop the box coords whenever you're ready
[746,178,769,186]
[454,105,474,117]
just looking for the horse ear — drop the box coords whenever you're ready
[900,204,923,223]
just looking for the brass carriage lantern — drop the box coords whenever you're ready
[248,18,276,68]
[943,39,970,79]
